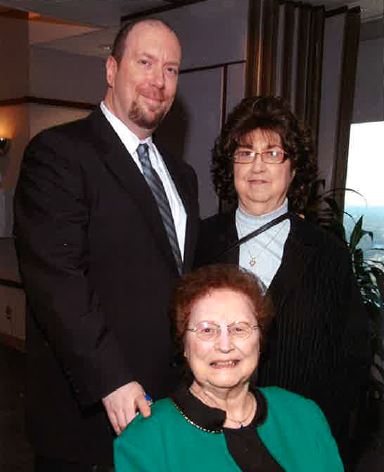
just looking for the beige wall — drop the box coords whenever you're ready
[0,12,103,238]
[29,103,90,138]
[155,0,249,217]
[30,47,105,103]
[0,103,90,238]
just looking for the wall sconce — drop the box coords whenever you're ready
[0,138,11,156]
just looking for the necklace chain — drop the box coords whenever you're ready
[225,393,256,427]
[189,387,257,428]
[237,220,285,268]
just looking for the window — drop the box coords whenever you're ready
[344,121,384,263]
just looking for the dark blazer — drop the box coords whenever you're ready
[14,108,199,464]
[195,211,370,450]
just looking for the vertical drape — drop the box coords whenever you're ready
[246,0,325,149]
[246,0,280,97]
[246,0,361,197]
[332,7,361,204]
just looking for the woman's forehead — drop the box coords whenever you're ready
[238,128,282,147]
[190,288,256,317]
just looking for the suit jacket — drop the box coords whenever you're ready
[195,211,370,452]
[14,108,199,464]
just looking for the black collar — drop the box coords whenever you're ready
[170,384,268,434]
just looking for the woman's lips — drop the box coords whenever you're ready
[209,360,240,368]
[248,179,268,186]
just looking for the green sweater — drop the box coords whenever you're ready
[114,387,343,471]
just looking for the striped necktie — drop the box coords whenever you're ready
[136,143,183,274]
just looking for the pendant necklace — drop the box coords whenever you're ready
[225,393,256,428]
[238,221,285,269]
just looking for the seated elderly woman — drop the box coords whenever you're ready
[114,264,343,472]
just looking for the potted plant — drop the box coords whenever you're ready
[306,182,384,456]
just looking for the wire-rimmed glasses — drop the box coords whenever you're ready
[186,321,259,341]
[233,147,288,164]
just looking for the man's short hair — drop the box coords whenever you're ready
[111,18,179,63]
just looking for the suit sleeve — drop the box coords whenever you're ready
[14,130,132,406]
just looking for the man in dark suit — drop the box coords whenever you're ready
[14,19,199,471]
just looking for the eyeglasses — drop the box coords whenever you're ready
[186,321,259,341]
[233,148,288,164]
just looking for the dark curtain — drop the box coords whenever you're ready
[246,0,325,149]
[246,0,361,197]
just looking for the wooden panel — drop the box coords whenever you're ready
[0,285,26,341]
[0,285,12,336]
[8,287,26,340]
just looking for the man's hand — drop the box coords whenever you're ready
[102,381,151,435]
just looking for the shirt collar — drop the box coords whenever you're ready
[237,198,289,227]
[100,101,153,156]
[170,383,268,434]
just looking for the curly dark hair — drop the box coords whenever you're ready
[212,96,317,214]
[171,264,273,350]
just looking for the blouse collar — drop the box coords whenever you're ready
[171,384,268,434]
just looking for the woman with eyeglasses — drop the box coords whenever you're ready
[194,96,369,463]
[114,264,343,471]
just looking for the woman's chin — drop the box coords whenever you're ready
[206,373,246,390]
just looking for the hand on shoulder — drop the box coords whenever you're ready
[102,381,151,435]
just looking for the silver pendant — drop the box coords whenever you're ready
[249,257,256,267]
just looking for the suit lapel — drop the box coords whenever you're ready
[88,109,179,274]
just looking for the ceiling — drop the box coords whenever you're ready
[0,1,175,27]
[0,0,382,59]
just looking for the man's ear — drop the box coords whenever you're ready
[106,55,118,88]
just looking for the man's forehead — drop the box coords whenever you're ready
[124,21,181,55]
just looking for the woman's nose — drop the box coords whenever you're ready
[215,329,234,352]
[250,153,266,171]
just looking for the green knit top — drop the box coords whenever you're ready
[114,386,343,471]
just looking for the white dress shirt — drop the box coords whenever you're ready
[100,102,187,259]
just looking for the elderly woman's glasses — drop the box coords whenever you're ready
[187,321,259,341]
[233,148,288,164]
